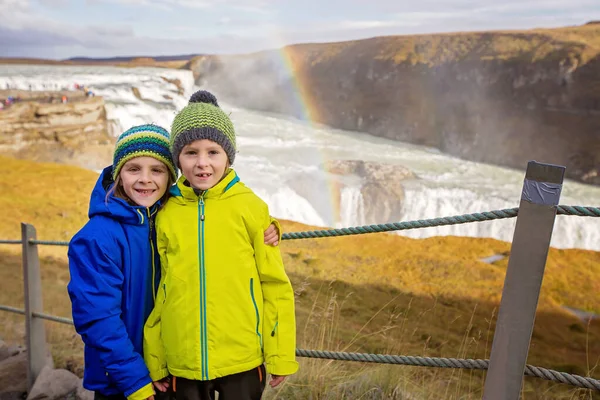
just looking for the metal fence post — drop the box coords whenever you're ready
[22,223,49,390]
[482,161,565,400]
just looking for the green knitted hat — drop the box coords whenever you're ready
[170,90,236,167]
[112,124,177,182]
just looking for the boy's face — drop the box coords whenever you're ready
[119,157,169,207]
[179,139,229,191]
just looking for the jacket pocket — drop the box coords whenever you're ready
[250,278,263,349]
[161,275,187,357]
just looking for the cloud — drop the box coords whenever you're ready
[0,0,33,30]
[335,20,411,30]
[87,0,271,11]
[1,0,598,59]
[36,0,70,6]
[231,3,273,14]
[0,25,80,48]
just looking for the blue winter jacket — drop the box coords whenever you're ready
[67,166,160,397]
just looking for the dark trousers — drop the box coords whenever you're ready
[95,393,126,400]
[95,389,173,400]
[174,365,266,400]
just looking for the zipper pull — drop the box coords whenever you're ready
[199,193,205,221]
[271,321,278,337]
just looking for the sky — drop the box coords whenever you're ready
[0,0,599,60]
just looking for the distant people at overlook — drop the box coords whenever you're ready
[0,95,20,109]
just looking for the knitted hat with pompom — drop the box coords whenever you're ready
[170,90,236,167]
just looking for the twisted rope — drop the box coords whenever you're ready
[282,206,599,240]
[0,304,25,315]
[1,305,599,390]
[557,205,600,217]
[29,240,69,246]
[296,349,600,391]
[1,206,597,245]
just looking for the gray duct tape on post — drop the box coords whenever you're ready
[521,179,562,206]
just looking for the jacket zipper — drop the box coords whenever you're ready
[148,208,157,303]
[198,193,209,380]
[250,278,263,348]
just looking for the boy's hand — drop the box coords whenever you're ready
[264,223,279,246]
[269,374,286,388]
[152,377,170,392]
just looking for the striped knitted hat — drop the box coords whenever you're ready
[170,90,236,167]
[112,124,178,181]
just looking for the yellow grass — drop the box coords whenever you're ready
[4,23,600,74]
[0,155,598,399]
[281,23,600,69]
[0,57,189,70]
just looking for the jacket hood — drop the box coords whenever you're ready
[88,166,156,225]
[169,168,248,203]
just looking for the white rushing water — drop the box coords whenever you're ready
[1,65,599,251]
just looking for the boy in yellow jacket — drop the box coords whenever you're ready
[143,90,298,400]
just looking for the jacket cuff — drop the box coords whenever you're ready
[266,359,299,376]
[127,382,154,400]
[149,368,169,381]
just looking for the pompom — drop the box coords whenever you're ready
[189,90,219,107]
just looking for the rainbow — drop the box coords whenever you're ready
[278,45,322,125]
[277,45,344,227]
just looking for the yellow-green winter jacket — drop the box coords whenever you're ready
[143,169,298,381]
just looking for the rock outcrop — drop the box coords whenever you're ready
[325,160,415,224]
[0,340,92,400]
[0,90,115,171]
[0,341,27,399]
[190,24,600,186]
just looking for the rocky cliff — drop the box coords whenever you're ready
[189,23,600,186]
[0,90,114,170]
[324,160,415,225]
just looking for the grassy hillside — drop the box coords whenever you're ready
[4,22,600,71]
[0,155,598,399]
[276,23,600,68]
[0,57,189,69]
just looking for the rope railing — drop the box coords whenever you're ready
[30,240,69,246]
[296,350,600,391]
[0,304,598,391]
[0,239,22,245]
[0,205,598,245]
[0,203,598,393]
[282,205,600,240]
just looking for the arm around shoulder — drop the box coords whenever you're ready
[253,207,299,376]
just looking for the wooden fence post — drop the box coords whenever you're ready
[482,161,565,400]
[21,223,50,390]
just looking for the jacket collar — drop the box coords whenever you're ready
[170,168,240,201]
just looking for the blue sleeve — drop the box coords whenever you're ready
[67,233,152,396]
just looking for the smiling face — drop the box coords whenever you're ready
[178,139,229,191]
[118,156,170,207]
